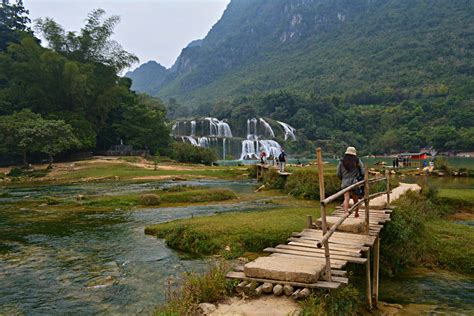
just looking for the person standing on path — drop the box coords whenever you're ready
[336,146,365,217]
[278,150,287,172]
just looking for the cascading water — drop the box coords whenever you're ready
[198,137,209,148]
[277,121,297,141]
[240,140,257,160]
[172,117,296,160]
[181,136,198,146]
[190,121,196,137]
[259,118,275,138]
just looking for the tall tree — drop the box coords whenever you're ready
[0,0,32,51]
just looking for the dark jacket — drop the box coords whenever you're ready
[336,158,365,189]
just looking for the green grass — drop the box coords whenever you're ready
[145,200,319,258]
[438,188,474,201]
[425,219,474,274]
[56,163,247,181]
[79,188,237,208]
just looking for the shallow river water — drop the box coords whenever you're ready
[0,179,473,315]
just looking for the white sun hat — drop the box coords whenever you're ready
[345,146,357,156]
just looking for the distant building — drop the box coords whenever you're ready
[397,151,430,168]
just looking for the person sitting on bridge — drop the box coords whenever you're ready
[336,146,365,218]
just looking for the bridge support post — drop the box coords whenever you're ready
[365,249,373,309]
[364,168,370,234]
[385,170,391,208]
[372,237,380,307]
[306,215,313,229]
[317,148,332,282]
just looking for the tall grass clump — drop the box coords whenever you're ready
[299,285,360,316]
[138,194,161,206]
[155,261,234,315]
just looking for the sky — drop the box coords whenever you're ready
[24,0,230,69]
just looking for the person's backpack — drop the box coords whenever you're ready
[353,162,365,198]
[278,153,285,161]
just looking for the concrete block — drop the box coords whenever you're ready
[244,256,325,284]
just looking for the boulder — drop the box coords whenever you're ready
[273,284,283,296]
[316,216,365,233]
[262,282,273,294]
[244,256,325,283]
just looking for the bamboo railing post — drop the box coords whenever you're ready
[364,168,370,234]
[372,237,380,307]
[365,249,373,309]
[317,148,332,282]
[307,215,313,229]
[385,169,391,208]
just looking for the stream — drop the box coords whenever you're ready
[0,179,472,315]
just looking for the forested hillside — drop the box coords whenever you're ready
[0,1,171,165]
[128,0,474,154]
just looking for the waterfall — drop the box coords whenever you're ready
[198,137,209,147]
[259,118,275,138]
[223,138,226,160]
[206,117,232,137]
[276,121,297,141]
[171,122,178,134]
[182,136,198,146]
[247,118,258,141]
[190,120,196,137]
[258,140,282,158]
[240,140,257,160]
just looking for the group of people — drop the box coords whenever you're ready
[259,149,287,172]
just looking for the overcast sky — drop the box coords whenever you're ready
[24,0,230,69]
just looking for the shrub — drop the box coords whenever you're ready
[7,167,23,177]
[171,142,218,165]
[156,261,233,315]
[261,169,286,189]
[285,170,340,200]
[45,196,61,205]
[299,285,360,316]
[138,194,161,206]
[247,165,258,178]
[434,157,449,171]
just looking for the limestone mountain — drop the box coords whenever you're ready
[127,0,473,107]
[125,60,168,96]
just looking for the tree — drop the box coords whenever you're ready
[35,9,138,72]
[0,0,32,51]
[31,118,79,167]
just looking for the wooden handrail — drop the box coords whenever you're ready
[369,177,386,184]
[321,179,365,205]
[316,198,365,248]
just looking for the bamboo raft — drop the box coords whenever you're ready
[227,148,396,308]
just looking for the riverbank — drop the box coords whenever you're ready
[145,175,473,314]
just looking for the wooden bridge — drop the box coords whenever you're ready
[227,148,418,308]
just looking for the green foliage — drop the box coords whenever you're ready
[299,286,360,316]
[0,0,32,51]
[285,170,340,200]
[171,142,218,165]
[130,0,474,154]
[138,194,161,206]
[434,157,449,171]
[35,9,138,72]
[380,188,474,275]
[156,261,232,315]
[261,169,286,189]
[159,189,236,204]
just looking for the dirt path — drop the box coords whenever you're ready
[210,296,300,316]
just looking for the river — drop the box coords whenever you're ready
[0,179,472,315]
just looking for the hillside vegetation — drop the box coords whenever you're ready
[128,0,474,154]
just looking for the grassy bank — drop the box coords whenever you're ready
[145,196,321,259]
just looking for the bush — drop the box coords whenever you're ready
[299,285,360,316]
[138,194,161,206]
[434,157,449,171]
[171,142,218,165]
[285,170,340,200]
[7,167,24,177]
[261,169,286,189]
[156,261,233,315]
[45,196,61,205]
